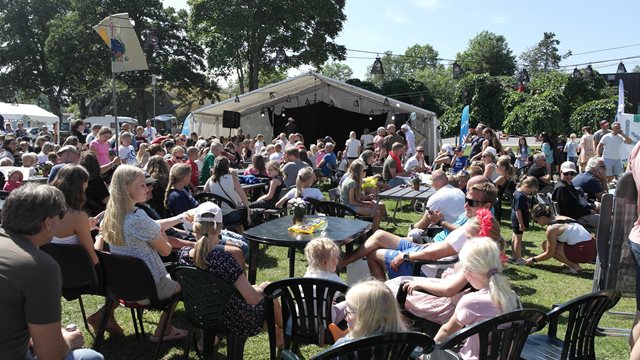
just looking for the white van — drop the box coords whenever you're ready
[84,115,138,132]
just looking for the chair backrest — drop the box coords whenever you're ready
[327,188,340,202]
[546,290,621,360]
[171,266,241,332]
[96,251,161,306]
[311,332,435,360]
[194,192,238,209]
[264,278,350,358]
[546,193,559,217]
[437,308,548,360]
[41,243,101,298]
[593,193,614,291]
[314,201,357,218]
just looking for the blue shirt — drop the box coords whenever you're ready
[433,213,469,242]
[451,156,468,173]
[572,172,603,201]
[320,152,337,176]
[166,188,197,216]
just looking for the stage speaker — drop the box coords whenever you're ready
[222,110,241,128]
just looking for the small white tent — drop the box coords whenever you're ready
[0,102,59,126]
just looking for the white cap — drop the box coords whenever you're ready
[191,202,223,224]
[560,161,577,174]
[484,146,497,156]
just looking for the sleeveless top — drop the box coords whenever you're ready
[205,174,242,215]
[556,222,592,246]
[51,234,80,245]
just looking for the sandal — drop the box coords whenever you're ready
[149,326,188,343]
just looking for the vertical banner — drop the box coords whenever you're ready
[619,113,640,162]
[459,105,470,147]
[93,13,148,73]
[615,79,625,123]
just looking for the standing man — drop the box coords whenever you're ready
[143,119,158,142]
[466,123,486,160]
[0,184,104,360]
[593,120,610,148]
[382,124,404,155]
[401,124,416,157]
[597,122,633,182]
[285,117,298,135]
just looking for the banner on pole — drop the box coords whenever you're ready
[618,112,640,162]
[459,105,470,147]
[93,13,148,73]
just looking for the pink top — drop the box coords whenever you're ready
[628,141,640,244]
[3,181,21,192]
[455,288,502,360]
[90,139,111,166]
[315,151,326,167]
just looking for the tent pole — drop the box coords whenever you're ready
[112,71,119,147]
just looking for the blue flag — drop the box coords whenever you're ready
[459,105,470,146]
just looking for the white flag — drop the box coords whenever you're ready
[93,13,148,73]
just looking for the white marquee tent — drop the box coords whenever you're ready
[0,102,59,126]
[187,72,441,160]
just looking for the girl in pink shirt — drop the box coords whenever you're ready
[89,127,113,166]
[434,237,519,360]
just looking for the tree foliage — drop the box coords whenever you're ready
[456,31,516,76]
[519,32,566,73]
[569,99,617,133]
[319,62,353,81]
[503,96,564,135]
[189,0,346,91]
[365,44,439,87]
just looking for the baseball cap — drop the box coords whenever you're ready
[599,120,609,127]
[484,146,497,156]
[56,145,80,156]
[560,161,577,174]
[324,136,333,143]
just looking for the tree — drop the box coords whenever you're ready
[519,32,567,73]
[456,31,516,76]
[189,0,347,92]
[319,62,353,81]
[365,44,439,86]
[633,65,640,73]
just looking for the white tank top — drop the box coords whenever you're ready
[51,234,80,245]
[557,222,592,245]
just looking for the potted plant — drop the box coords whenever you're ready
[411,174,421,191]
[288,197,308,224]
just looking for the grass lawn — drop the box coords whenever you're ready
[63,199,635,359]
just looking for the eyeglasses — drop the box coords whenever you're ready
[465,197,487,207]
[416,149,424,153]
[562,172,576,177]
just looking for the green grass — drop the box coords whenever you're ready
[65,200,634,359]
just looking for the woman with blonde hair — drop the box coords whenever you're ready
[101,165,187,342]
[136,142,150,168]
[481,148,499,182]
[339,159,385,231]
[164,163,198,216]
[177,205,283,348]
[493,155,515,189]
[204,156,251,231]
[434,237,519,359]
[334,279,408,347]
[275,167,324,207]
[249,160,285,210]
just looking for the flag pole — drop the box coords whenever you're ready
[112,70,119,147]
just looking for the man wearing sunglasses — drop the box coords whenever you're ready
[552,161,599,230]
[339,179,498,280]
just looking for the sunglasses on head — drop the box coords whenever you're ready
[465,197,487,207]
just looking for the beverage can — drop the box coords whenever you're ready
[65,324,77,332]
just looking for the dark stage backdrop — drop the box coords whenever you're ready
[272,101,387,153]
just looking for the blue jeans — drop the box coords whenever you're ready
[29,348,104,360]
[629,241,640,310]
[220,229,250,259]
[387,177,407,188]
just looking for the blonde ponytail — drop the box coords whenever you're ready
[296,167,314,198]
[164,163,192,209]
[191,212,221,269]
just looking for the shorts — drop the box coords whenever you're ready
[603,158,623,177]
[384,239,424,278]
[510,213,526,235]
[629,241,640,310]
[563,238,596,264]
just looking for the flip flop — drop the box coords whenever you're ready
[149,326,188,343]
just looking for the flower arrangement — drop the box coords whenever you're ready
[288,197,308,224]
[40,161,54,177]
[410,173,422,190]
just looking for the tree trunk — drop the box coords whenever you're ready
[248,51,260,91]
[135,87,146,126]
[47,92,62,118]
[78,95,87,119]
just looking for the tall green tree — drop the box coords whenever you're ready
[519,32,568,73]
[456,31,516,76]
[319,62,353,81]
[189,0,347,92]
[365,44,440,86]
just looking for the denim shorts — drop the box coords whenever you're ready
[629,241,640,310]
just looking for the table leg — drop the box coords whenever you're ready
[248,240,259,284]
[389,198,401,224]
[288,247,295,278]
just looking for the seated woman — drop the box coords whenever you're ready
[203,156,251,232]
[339,159,385,231]
[493,155,514,190]
[433,237,519,360]
[177,206,283,347]
[249,160,285,210]
[275,167,324,208]
[333,279,408,347]
[433,144,454,170]
[481,148,499,182]
[100,165,187,342]
[524,205,596,274]
[243,154,268,177]
[164,163,198,217]
[79,152,110,216]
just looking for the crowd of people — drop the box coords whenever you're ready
[0,113,635,359]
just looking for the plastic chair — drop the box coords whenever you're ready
[264,277,350,360]
[436,308,548,360]
[281,331,435,360]
[520,290,621,360]
[314,201,358,218]
[94,251,182,360]
[327,187,340,202]
[194,192,245,230]
[171,266,248,359]
[40,243,103,332]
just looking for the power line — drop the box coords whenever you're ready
[559,54,640,69]
[568,43,640,57]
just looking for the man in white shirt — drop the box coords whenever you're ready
[401,123,416,157]
[142,119,158,142]
[360,128,374,149]
[404,146,429,173]
[269,143,284,162]
[596,122,632,181]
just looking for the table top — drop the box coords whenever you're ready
[243,215,371,247]
[24,176,48,183]
[241,182,268,190]
[378,184,435,200]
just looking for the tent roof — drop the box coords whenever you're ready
[193,71,436,119]
[0,102,59,124]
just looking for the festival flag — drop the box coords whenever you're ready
[616,78,625,122]
[93,13,148,73]
[459,105,470,146]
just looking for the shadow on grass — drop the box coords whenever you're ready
[533,263,595,280]
[255,245,279,269]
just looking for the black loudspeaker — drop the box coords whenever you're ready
[222,110,241,128]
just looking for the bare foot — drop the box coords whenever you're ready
[87,310,124,336]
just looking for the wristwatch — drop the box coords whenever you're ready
[403,253,411,262]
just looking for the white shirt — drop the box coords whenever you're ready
[446,225,469,253]
[345,138,360,158]
[404,155,425,172]
[269,152,283,162]
[404,129,416,156]
[254,140,265,155]
[600,133,626,160]
[281,187,325,202]
[426,184,466,223]
[360,134,374,148]
[142,126,157,142]
[118,144,137,165]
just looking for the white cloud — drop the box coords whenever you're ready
[384,8,409,24]
[410,0,442,10]
[491,16,507,24]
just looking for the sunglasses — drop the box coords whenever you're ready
[465,197,487,207]
[562,172,576,177]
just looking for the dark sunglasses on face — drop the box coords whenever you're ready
[465,197,487,207]
[562,172,576,177]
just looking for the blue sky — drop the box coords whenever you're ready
[162,0,640,79]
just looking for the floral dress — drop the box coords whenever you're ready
[177,247,264,337]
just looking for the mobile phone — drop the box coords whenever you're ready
[94,211,105,222]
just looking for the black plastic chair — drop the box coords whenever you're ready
[94,251,182,360]
[40,243,103,332]
[435,308,548,360]
[281,331,436,360]
[264,277,350,360]
[171,266,248,359]
[314,201,358,218]
[520,290,621,360]
[194,192,245,230]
